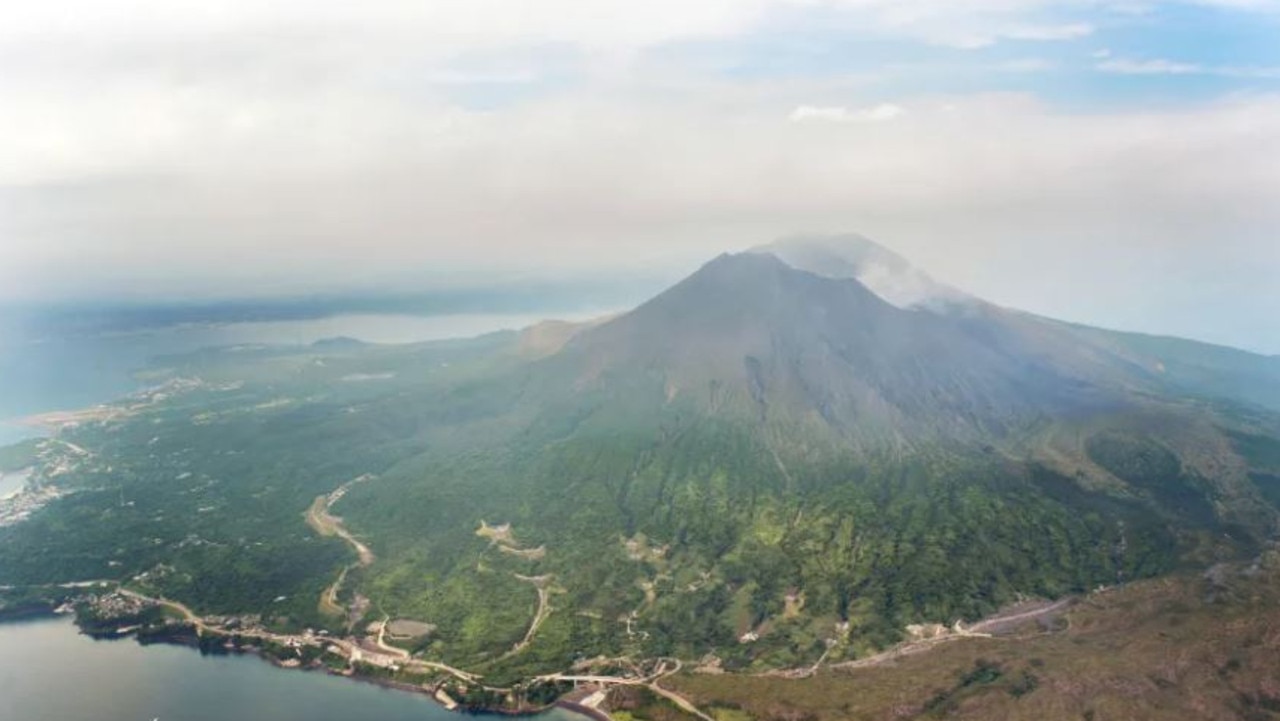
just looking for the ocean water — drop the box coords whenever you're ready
[0,311,601,447]
[0,616,586,721]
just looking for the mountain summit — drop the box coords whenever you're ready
[561,249,1116,446]
[565,235,1280,438]
[750,233,971,311]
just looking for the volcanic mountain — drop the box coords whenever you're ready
[406,233,1280,656]
[5,233,1280,677]
[547,235,1280,471]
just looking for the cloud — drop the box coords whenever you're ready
[0,1,769,53]
[1097,57,1280,77]
[1,0,1279,350]
[859,18,1094,49]
[1003,22,1094,41]
[789,103,905,122]
[4,88,1277,285]
[1097,58,1205,75]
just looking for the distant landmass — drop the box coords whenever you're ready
[3,234,1280,720]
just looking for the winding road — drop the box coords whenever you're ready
[305,480,377,619]
[501,574,554,659]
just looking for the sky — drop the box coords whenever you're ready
[0,0,1278,352]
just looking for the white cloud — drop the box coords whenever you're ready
[1097,58,1204,75]
[789,103,905,122]
[857,17,1093,49]
[4,88,1278,286]
[0,1,771,53]
[1097,57,1280,77]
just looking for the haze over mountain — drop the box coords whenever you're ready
[750,234,972,311]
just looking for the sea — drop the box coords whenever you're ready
[0,615,586,721]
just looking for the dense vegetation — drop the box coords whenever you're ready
[0,331,1271,679]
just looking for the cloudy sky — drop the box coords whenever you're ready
[1,0,1278,351]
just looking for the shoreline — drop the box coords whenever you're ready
[0,607,603,720]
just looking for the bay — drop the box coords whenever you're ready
[0,616,587,721]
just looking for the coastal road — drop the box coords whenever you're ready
[118,589,208,634]
[536,657,714,721]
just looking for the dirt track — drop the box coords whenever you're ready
[306,494,375,567]
[502,574,554,659]
[306,482,377,618]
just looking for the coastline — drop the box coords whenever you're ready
[0,605,60,624]
[0,601,603,720]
